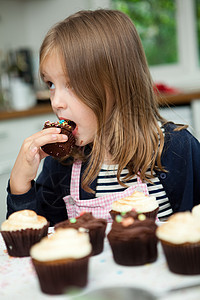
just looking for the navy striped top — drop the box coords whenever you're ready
[96,165,173,221]
[96,124,173,221]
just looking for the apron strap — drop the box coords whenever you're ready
[70,160,82,199]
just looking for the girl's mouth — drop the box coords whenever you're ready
[72,124,78,136]
[67,120,76,131]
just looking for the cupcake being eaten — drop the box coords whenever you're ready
[41,120,76,158]
[30,228,92,295]
[1,210,49,257]
[110,191,159,221]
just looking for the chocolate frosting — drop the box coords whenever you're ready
[55,212,107,230]
[108,211,157,241]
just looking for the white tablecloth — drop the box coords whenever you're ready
[0,225,200,300]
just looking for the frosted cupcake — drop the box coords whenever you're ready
[156,211,200,274]
[110,191,159,221]
[55,212,107,255]
[107,210,158,266]
[192,204,200,218]
[30,228,92,295]
[1,210,49,257]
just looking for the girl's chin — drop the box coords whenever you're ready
[75,137,93,147]
[75,139,85,147]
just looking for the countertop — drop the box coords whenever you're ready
[1,89,200,121]
[0,103,53,121]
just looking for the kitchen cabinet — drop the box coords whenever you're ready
[0,112,54,224]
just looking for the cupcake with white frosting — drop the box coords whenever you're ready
[192,204,200,218]
[156,210,200,274]
[30,228,92,295]
[55,212,107,256]
[1,210,49,257]
[110,191,159,221]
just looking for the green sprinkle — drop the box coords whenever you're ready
[70,218,77,223]
[121,212,126,216]
[138,214,146,221]
[116,215,123,223]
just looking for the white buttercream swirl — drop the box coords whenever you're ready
[1,210,47,231]
[111,191,158,213]
[30,228,92,261]
[156,211,200,244]
[192,204,200,219]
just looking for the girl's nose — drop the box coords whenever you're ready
[51,90,67,110]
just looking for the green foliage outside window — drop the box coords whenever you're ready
[196,0,200,63]
[111,0,178,66]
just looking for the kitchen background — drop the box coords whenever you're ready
[0,0,200,224]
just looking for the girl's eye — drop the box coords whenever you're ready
[46,81,55,90]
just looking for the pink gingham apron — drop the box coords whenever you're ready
[63,160,149,222]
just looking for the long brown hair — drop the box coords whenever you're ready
[40,9,167,193]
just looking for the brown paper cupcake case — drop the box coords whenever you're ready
[108,236,158,266]
[32,256,89,295]
[161,240,200,275]
[1,223,49,257]
[88,226,106,255]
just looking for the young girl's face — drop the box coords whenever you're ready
[41,51,98,146]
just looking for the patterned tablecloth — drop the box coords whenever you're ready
[0,225,200,300]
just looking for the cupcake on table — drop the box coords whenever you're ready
[1,210,49,257]
[107,210,158,266]
[55,212,107,256]
[110,191,159,221]
[156,204,200,275]
[30,227,92,295]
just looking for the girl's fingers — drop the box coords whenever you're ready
[26,133,68,162]
[30,131,68,149]
[26,127,61,142]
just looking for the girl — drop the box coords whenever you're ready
[7,9,200,226]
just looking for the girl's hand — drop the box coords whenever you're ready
[10,127,68,195]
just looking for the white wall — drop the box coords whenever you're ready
[0,0,27,49]
[0,0,110,85]
[0,0,110,52]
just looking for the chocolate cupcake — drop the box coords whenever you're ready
[41,120,76,158]
[30,228,92,295]
[107,211,158,266]
[156,211,200,275]
[110,191,159,221]
[55,212,107,256]
[1,210,49,257]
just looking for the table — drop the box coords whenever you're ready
[0,226,200,300]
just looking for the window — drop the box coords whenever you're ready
[110,0,200,89]
[112,0,177,66]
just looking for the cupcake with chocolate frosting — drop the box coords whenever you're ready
[30,228,92,295]
[55,212,107,255]
[1,210,49,257]
[41,120,76,158]
[107,210,158,266]
[156,210,200,275]
[110,191,159,221]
